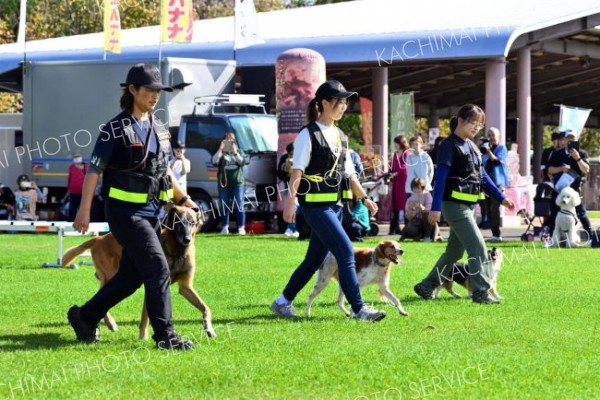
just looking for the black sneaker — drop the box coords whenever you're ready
[414,282,434,300]
[155,333,194,351]
[472,295,501,305]
[67,305,99,343]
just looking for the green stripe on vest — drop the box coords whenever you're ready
[450,190,483,203]
[305,192,339,202]
[108,187,149,204]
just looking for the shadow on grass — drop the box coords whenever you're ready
[0,333,72,351]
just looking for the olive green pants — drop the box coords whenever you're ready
[422,201,491,299]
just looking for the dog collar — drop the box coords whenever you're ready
[372,252,389,267]
[559,209,578,223]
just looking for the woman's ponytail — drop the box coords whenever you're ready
[306,97,320,123]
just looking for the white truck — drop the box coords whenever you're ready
[18,58,280,230]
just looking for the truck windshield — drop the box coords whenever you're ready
[229,115,277,152]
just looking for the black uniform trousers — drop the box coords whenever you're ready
[80,214,174,340]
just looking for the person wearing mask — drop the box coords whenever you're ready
[481,127,509,242]
[68,63,198,350]
[546,129,591,239]
[170,144,191,191]
[389,135,410,235]
[270,80,386,322]
[405,134,434,196]
[14,175,40,221]
[413,104,515,305]
[213,132,249,235]
[67,153,88,222]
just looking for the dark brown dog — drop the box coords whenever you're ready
[62,205,215,339]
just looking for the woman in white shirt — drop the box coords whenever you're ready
[405,134,434,195]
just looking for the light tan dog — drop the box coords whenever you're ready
[432,247,504,301]
[62,205,215,339]
[306,240,408,317]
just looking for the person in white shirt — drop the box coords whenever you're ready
[405,134,434,195]
[170,144,191,191]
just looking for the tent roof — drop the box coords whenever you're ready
[1,0,600,124]
[1,0,599,72]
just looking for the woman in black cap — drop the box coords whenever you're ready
[68,63,198,350]
[270,80,386,322]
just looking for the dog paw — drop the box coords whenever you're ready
[399,310,409,317]
[203,320,217,338]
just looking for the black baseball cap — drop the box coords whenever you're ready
[120,63,173,92]
[315,80,358,100]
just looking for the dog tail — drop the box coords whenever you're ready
[62,238,98,267]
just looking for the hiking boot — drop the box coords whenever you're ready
[414,282,434,300]
[472,295,501,305]
[352,305,386,322]
[67,305,99,343]
[270,300,298,318]
[155,333,194,351]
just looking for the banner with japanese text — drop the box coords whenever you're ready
[234,0,264,49]
[161,0,194,43]
[103,0,121,54]
[389,92,414,153]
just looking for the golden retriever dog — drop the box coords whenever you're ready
[62,205,215,339]
[432,247,504,301]
[305,240,408,317]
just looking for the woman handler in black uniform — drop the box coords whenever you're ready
[68,64,197,350]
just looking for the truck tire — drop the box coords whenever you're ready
[192,192,218,233]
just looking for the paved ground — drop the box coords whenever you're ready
[376,218,600,243]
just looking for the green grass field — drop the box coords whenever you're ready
[586,210,600,219]
[0,233,599,400]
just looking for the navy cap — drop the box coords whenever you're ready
[551,131,562,140]
[315,80,358,100]
[120,64,173,92]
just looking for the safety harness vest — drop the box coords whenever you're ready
[443,134,485,203]
[297,122,352,206]
[103,112,173,205]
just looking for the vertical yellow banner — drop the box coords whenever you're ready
[104,0,121,54]
[161,0,194,43]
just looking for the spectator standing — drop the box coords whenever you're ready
[213,131,249,235]
[277,142,299,237]
[405,134,434,195]
[389,135,410,235]
[67,153,87,222]
[428,135,444,185]
[540,131,562,182]
[170,144,191,191]
[481,127,509,242]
